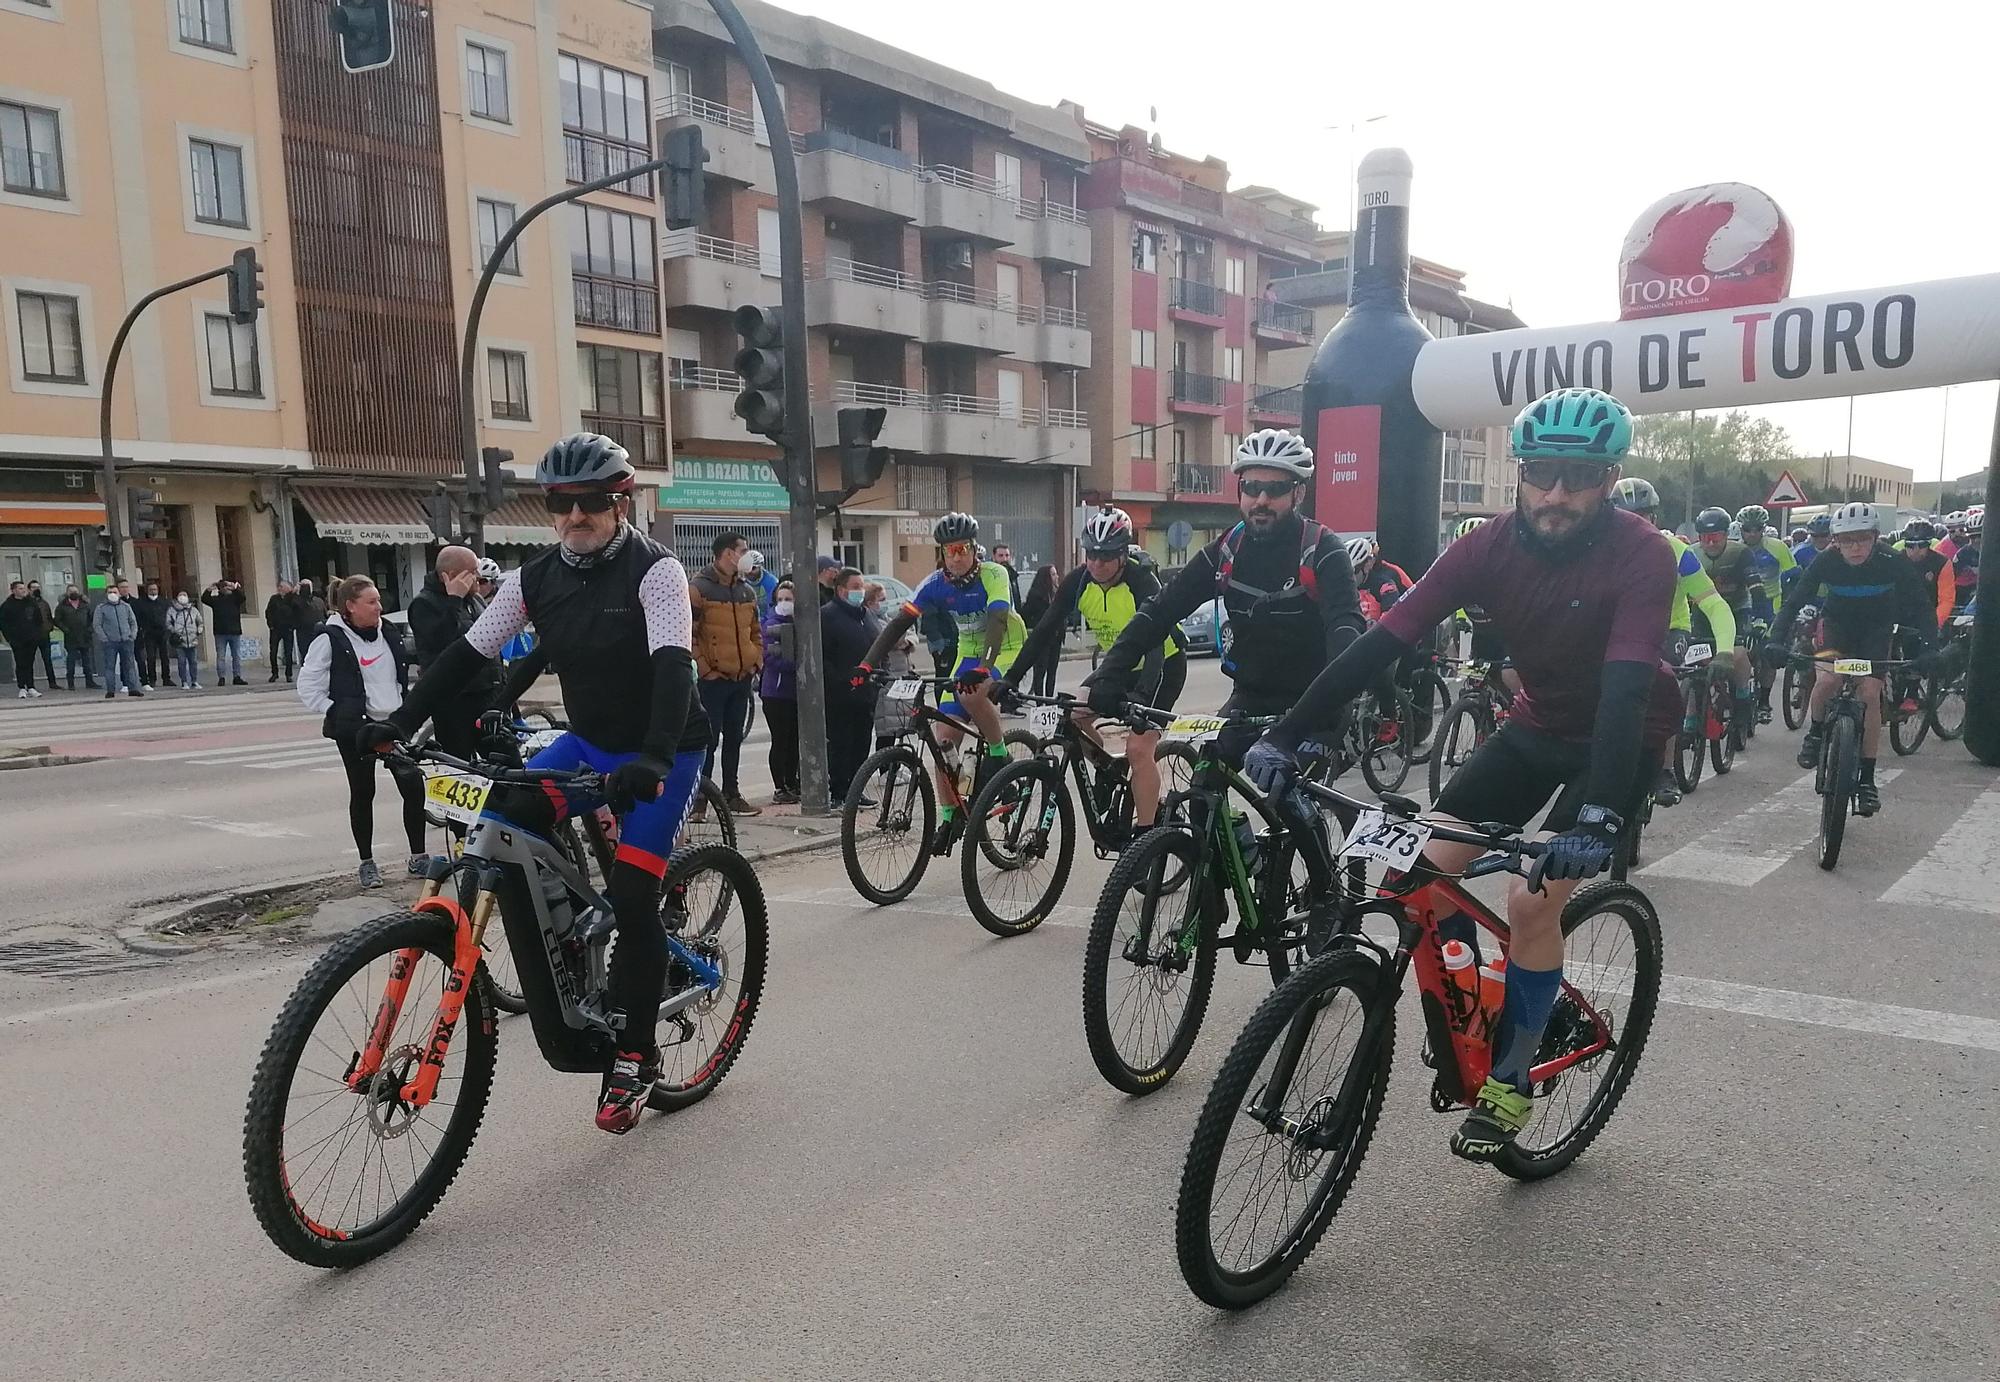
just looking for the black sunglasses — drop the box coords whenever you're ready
[543,491,621,515]
[1517,458,1613,493]
[1238,478,1297,499]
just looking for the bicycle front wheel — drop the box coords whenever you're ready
[1495,881,1662,1180]
[841,746,936,905]
[649,844,768,1112]
[1175,951,1392,1309]
[1888,677,1929,756]
[1674,678,1706,793]
[1928,667,1967,741]
[1708,686,1736,776]
[1082,826,1216,1094]
[1817,713,1858,871]
[1781,655,1810,730]
[243,910,497,1268]
[1406,670,1453,766]
[961,758,1076,937]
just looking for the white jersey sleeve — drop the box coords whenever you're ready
[639,555,695,654]
[462,573,530,658]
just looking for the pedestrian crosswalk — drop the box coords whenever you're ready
[1636,769,1902,887]
[0,685,317,754]
[130,738,344,772]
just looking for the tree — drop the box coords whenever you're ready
[1628,410,1795,526]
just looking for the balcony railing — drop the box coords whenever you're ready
[654,91,754,136]
[921,162,1015,199]
[661,228,766,269]
[573,274,660,335]
[829,378,932,409]
[1043,406,1087,430]
[1169,277,1223,317]
[807,126,915,171]
[583,413,667,469]
[1255,299,1315,337]
[812,256,922,292]
[823,377,1090,429]
[1169,369,1226,407]
[1249,384,1303,419]
[668,364,737,392]
[1173,463,1226,495]
[926,279,1004,310]
[564,129,653,196]
[1018,194,1085,225]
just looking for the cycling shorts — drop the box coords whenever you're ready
[519,732,704,878]
[1433,720,1660,836]
[1817,621,1893,671]
[942,654,1015,716]
[1135,651,1187,716]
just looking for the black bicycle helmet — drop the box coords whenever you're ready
[1902,519,1937,544]
[933,511,979,545]
[537,433,636,490]
[1694,506,1732,535]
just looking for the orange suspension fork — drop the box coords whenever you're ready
[399,890,497,1108]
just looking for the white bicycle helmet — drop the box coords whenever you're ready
[1829,501,1879,535]
[1081,507,1135,556]
[1343,536,1374,570]
[1967,510,1984,536]
[475,557,501,581]
[1232,428,1314,478]
[743,549,765,573]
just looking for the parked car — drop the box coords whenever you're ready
[1166,566,1227,657]
[864,574,916,608]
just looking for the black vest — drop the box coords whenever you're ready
[517,533,710,755]
[311,620,408,744]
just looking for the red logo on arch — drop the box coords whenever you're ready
[1618,182,1793,320]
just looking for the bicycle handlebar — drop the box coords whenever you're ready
[1294,776,1555,887]
[391,742,606,793]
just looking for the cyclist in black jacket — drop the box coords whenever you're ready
[1087,430,1366,731]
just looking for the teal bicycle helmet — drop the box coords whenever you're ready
[1511,387,1634,462]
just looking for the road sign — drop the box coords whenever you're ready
[1765,470,1811,507]
[1167,520,1194,549]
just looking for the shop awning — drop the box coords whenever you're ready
[0,498,107,526]
[483,493,555,546]
[296,485,434,545]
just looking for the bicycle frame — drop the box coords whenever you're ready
[350,753,727,1109]
[1148,724,1292,961]
[882,676,998,815]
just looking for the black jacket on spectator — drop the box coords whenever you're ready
[406,574,499,702]
[0,592,40,645]
[50,595,92,650]
[263,593,295,633]
[132,592,170,633]
[820,595,877,713]
[292,589,328,629]
[202,587,246,635]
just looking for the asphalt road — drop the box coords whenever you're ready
[2,659,1997,1380]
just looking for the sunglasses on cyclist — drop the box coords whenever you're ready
[941,540,976,557]
[1516,458,1613,493]
[1237,479,1297,499]
[543,490,621,515]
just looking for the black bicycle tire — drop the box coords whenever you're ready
[1818,713,1857,871]
[1927,669,1967,741]
[1781,657,1809,731]
[841,746,936,905]
[1407,670,1453,766]
[1674,679,1705,793]
[1709,686,1736,776]
[1082,827,1217,1095]
[243,910,497,1268]
[1359,683,1415,795]
[960,758,1076,937]
[647,844,768,1112]
[1175,951,1392,1309]
[680,780,740,852]
[1494,881,1663,1180]
[1888,676,1929,756]
[1428,698,1486,801]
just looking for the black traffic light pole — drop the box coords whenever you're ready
[706,0,828,812]
[97,252,259,576]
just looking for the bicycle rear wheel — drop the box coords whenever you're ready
[1708,682,1736,776]
[1358,685,1414,795]
[961,758,1076,937]
[1082,827,1215,1094]
[1175,951,1392,1309]
[1927,668,1967,741]
[1427,697,1486,801]
[1495,881,1662,1180]
[1406,670,1453,766]
[1781,655,1810,730]
[679,780,739,851]
[649,844,768,1112]
[1673,678,1705,793]
[243,910,497,1267]
[841,746,936,905]
[1817,713,1858,871]
[1888,675,1930,755]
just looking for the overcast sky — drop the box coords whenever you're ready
[789,0,1999,492]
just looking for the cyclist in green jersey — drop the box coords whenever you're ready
[1734,505,1795,721]
[1693,507,1760,729]
[1002,507,1185,831]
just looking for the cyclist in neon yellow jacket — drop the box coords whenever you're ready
[1611,479,1734,807]
[1734,504,1795,722]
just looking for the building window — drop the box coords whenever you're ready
[477,198,520,275]
[1173,429,1188,466]
[0,99,65,199]
[1222,432,1241,464]
[16,290,84,382]
[466,41,511,124]
[203,312,260,397]
[993,151,1021,201]
[1129,328,1156,369]
[1223,257,1246,296]
[1223,346,1243,382]
[488,348,529,420]
[188,137,248,228]
[177,0,233,52]
[578,344,666,467]
[1131,228,1160,274]
[1176,232,1213,282]
[896,461,950,512]
[1132,427,1155,460]
[559,53,651,194]
[569,203,658,332]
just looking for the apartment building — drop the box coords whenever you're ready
[1264,231,1527,537]
[1789,454,1918,509]
[0,0,662,656]
[1073,120,1323,563]
[647,0,1091,583]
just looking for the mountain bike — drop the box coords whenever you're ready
[420,715,736,1014]
[1795,653,1912,871]
[1428,660,1513,800]
[1671,640,1736,792]
[839,673,1038,905]
[957,690,1198,937]
[1778,608,1821,730]
[1175,779,1661,1308]
[1082,705,1342,1095]
[1927,610,1972,741]
[243,745,768,1267]
[1885,652,1931,756]
[1401,645,1456,768]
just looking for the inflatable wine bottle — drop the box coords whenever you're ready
[1302,148,1444,575]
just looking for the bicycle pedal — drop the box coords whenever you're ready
[1428,1078,1462,1114]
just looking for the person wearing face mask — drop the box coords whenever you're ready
[92,582,143,698]
[822,566,879,804]
[165,590,204,688]
[51,585,99,692]
[3,581,45,697]
[134,581,171,689]
[24,581,57,689]
[262,580,298,684]
[760,579,800,805]
[405,545,500,757]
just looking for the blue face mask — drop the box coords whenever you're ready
[843,589,866,607]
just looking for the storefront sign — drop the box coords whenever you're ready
[895,517,937,536]
[655,458,788,513]
[314,523,434,545]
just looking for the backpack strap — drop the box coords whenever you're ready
[1296,521,1326,601]
[1214,523,1248,594]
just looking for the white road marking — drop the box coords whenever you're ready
[1640,768,1899,885]
[186,746,335,770]
[116,807,307,838]
[1879,782,2000,916]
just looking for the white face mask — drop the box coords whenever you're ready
[176,595,190,606]
[106,592,121,603]
[774,600,794,617]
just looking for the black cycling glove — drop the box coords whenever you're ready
[1532,806,1622,888]
[606,755,668,814]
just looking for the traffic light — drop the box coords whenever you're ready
[91,527,114,571]
[422,490,456,543]
[481,447,513,509]
[662,124,708,231]
[329,0,395,73]
[732,305,786,443]
[127,487,166,537]
[225,247,264,325]
[836,406,889,491]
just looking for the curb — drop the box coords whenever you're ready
[120,829,846,956]
[0,752,96,771]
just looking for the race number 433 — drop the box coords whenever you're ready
[1342,808,1432,869]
